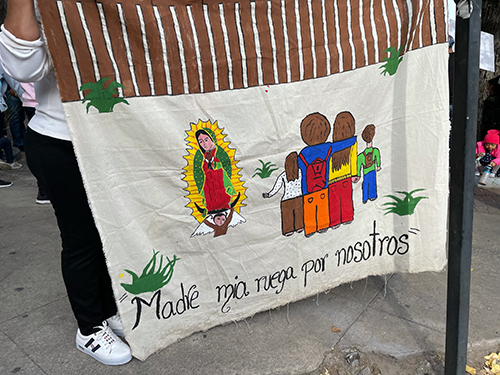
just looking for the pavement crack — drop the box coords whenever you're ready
[332,274,395,350]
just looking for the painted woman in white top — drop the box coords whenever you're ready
[263,152,304,236]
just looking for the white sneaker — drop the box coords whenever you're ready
[9,161,22,169]
[0,160,22,170]
[76,321,132,365]
[106,314,124,337]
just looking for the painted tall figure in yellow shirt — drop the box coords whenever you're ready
[328,112,358,229]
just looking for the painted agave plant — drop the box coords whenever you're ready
[380,45,405,76]
[80,77,129,113]
[252,159,278,179]
[121,250,179,295]
[383,189,428,216]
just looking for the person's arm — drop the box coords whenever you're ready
[264,171,285,198]
[4,0,40,41]
[203,219,217,230]
[356,152,365,177]
[0,0,50,83]
[375,148,381,170]
[350,142,357,176]
[490,149,500,167]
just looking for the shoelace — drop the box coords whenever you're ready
[93,323,117,348]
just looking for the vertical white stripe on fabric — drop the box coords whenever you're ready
[429,0,437,44]
[381,0,391,51]
[267,1,279,84]
[96,2,123,97]
[347,0,356,70]
[170,6,189,94]
[409,0,423,50]
[359,0,369,66]
[418,0,423,48]
[321,0,331,75]
[117,3,140,96]
[370,0,379,63]
[187,5,204,93]
[334,0,343,72]
[405,0,413,52]
[203,4,219,91]
[235,3,248,88]
[76,2,100,82]
[251,2,264,86]
[281,0,292,82]
[136,5,155,95]
[56,1,84,99]
[307,0,317,78]
[391,0,402,49]
[219,4,234,89]
[153,6,172,95]
[294,0,304,80]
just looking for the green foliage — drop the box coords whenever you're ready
[252,159,279,179]
[120,250,179,295]
[383,189,428,216]
[380,45,405,76]
[80,77,129,113]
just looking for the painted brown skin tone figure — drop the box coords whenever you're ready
[203,208,234,237]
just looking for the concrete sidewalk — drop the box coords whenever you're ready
[1,158,500,375]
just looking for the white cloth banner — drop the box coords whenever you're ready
[40,0,450,360]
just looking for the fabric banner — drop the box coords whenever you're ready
[38,0,450,360]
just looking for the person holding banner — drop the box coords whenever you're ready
[0,0,132,366]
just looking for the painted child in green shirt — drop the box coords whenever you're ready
[353,124,381,203]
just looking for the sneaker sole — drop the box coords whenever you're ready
[0,183,13,188]
[36,200,51,205]
[76,341,132,366]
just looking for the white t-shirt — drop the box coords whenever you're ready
[0,25,71,141]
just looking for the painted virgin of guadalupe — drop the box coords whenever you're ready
[193,128,238,216]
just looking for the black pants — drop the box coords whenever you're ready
[26,128,116,335]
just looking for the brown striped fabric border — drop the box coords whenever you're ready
[38,0,449,102]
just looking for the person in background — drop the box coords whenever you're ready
[476,130,500,185]
[0,0,131,366]
[20,82,36,121]
[20,82,50,204]
[0,132,22,170]
[481,76,500,141]
[0,63,23,170]
[0,178,12,187]
[5,81,25,151]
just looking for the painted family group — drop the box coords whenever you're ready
[264,112,381,237]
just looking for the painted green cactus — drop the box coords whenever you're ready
[121,250,179,295]
[252,160,279,178]
[383,189,428,216]
[80,77,129,113]
[380,45,405,76]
